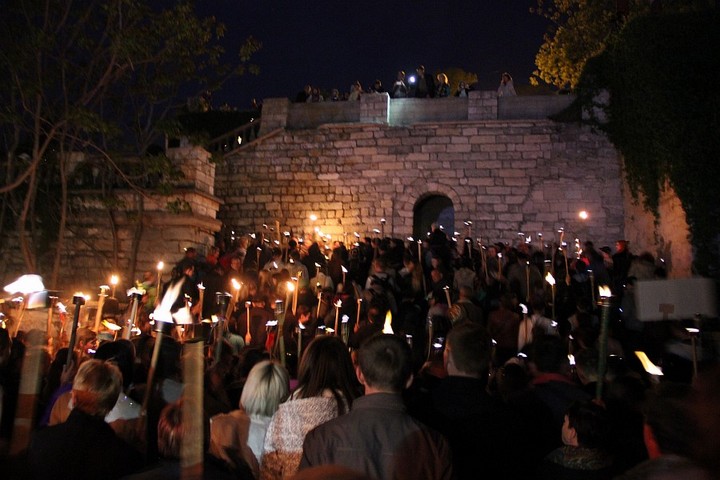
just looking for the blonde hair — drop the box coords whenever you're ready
[437,73,448,85]
[240,360,290,417]
[72,359,122,417]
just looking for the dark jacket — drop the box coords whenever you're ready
[29,409,143,480]
[300,393,453,480]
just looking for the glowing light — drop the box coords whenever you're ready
[545,272,556,286]
[309,214,317,221]
[598,285,612,298]
[286,281,295,292]
[127,286,146,296]
[382,310,394,334]
[4,274,45,294]
[579,210,589,220]
[102,320,122,331]
[110,275,119,286]
[157,261,164,271]
[635,351,663,376]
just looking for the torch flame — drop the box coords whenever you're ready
[382,310,394,334]
[545,272,556,286]
[634,351,663,376]
[599,285,612,298]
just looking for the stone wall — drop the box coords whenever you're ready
[259,91,578,135]
[217,119,626,253]
[0,146,222,296]
[622,180,692,278]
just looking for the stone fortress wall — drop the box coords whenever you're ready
[218,119,623,249]
[0,91,692,300]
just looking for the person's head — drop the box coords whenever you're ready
[357,334,413,393]
[501,72,512,84]
[529,335,568,374]
[76,327,97,354]
[240,360,290,417]
[445,323,491,379]
[417,65,426,75]
[562,401,611,448]
[371,257,386,273]
[157,400,209,460]
[296,336,358,412]
[436,73,448,85]
[615,240,628,253]
[457,285,473,300]
[71,359,122,417]
[574,348,600,385]
[397,70,405,81]
[93,339,136,390]
[178,258,195,277]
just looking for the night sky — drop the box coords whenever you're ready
[200,0,550,110]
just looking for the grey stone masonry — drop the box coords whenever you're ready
[216,118,624,249]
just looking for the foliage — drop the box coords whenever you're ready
[439,67,479,93]
[0,0,259,282]
[530,0,652,91]
[531,0,716,91]
[166,198,193,214]
[579,10,720,277]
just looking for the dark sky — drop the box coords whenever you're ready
[200,1,550,109]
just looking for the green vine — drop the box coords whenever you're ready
[166,198,192,214]
[578,10,720,278]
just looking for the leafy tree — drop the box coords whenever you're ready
[530,0,651,90]
[0,0,259,286]
[531,1,715,91]
[579,9,720,277]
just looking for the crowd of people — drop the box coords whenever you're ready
[1,224,719,479]
[294,65,516,103]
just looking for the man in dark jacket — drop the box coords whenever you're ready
[29,359,143,480]
[300,334,453,480]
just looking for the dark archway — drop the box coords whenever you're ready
[413,195,455,240]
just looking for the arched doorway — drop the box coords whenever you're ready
[413,195,455,240]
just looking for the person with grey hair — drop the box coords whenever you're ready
[28,359,142,480]
[210,360,290,476]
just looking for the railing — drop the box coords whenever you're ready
[207,118,262,154]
